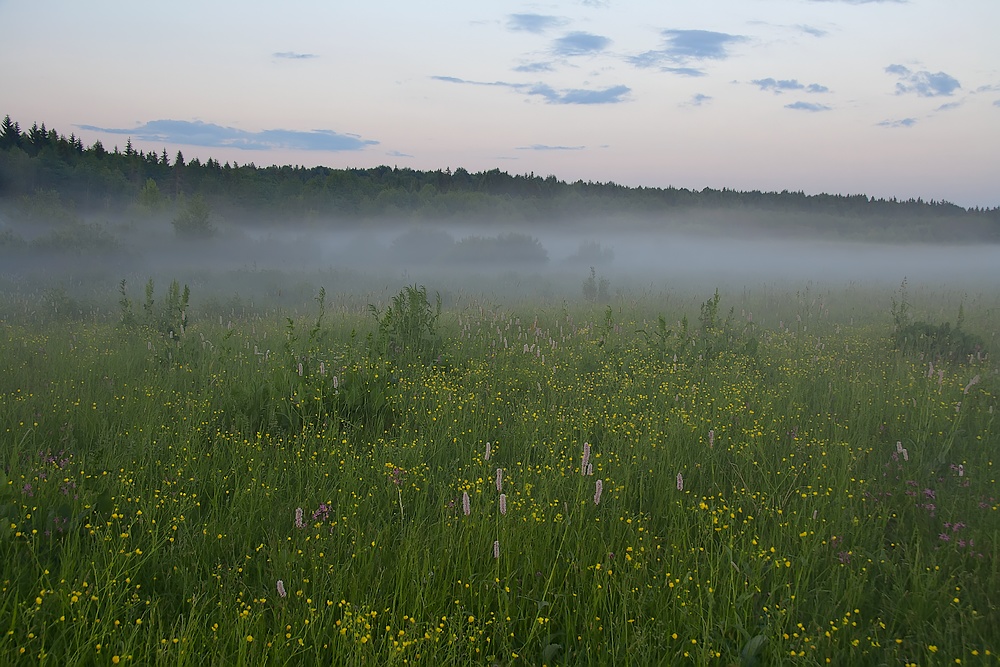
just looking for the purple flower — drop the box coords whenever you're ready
[462,490,471,517]
[923,488,935,499]
[939,533,951,542]
[295,507,305,529]
[676,472,684,492]
[495,468,503,493]
[594,479,603,506]
[276,580,287,598]
[312,503,330,521]
[499,493,507,516]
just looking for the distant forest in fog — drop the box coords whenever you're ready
[1,114,999,245]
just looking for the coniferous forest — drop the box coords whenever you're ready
[2,114,998,254]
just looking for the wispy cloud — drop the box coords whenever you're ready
[683,93,713,107]
[629,29,746,72]
[513,62,555,73]
[886,64,960,97]
[432,75,630,105]
[552,31,611,56]
[78,119,378,151]
[506,13,567,34]
[994,100,1000,108]
[796,24,828,37]
[515,144,586,151]
[386,150,413,158]
[273,52,318,60]
[934,101,962,112]
[752,78,829,94]
[784,101,831,112]
[662,67,706,77]
[876,118,917,128]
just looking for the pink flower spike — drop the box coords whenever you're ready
[594,479,603,506]
[277,580,287,598]
[295,507,305,529]
[495,468,503,493]
[462,490,471,516]
[484,441,492,461]
[499,493,507,516]
[493,540,500,559]
[581,442,591,476]
[677,472,684,492]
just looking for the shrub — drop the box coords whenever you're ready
[369,284,442,364]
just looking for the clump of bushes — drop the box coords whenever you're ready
[891,279,984,362]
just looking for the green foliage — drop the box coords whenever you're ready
[582,267,611,303]
[0,283,997,664]
[369,284,442,364]
[30,221,120,254]
[171,194,215,238]
[447,232,548,266]
[119,278,190,337]
[136,177,163,213]
[14,189,79,225]
[891,280,985,362]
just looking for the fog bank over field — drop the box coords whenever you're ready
[0,213,1000,294]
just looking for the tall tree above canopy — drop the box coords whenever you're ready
[0,115,20,149]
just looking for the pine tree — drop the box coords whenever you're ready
[0,115,21,149]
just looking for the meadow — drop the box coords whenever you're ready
[1,273,997,666]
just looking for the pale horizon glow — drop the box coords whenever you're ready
[2,1,998,207]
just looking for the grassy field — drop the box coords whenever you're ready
[1,274,998,665]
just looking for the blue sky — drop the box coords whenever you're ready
[2,0,998,207]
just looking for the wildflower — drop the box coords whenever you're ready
[964,375,980,394]
[484,441,492,461]
[958,464,965,477]
[277,580,287,598]
[495,468,503,493]
[332,375,339,389]
[708,429,715,448]
[586,463,593,476]
[499,494,507,516]
[295,508,305,529]
[581,442,591,476]
[902,448,908,462]
[594,479,603,506]
[390,467,404,487]
[493,540,500,559]
[312,503,330,521]
[462,491,471,516]
[896,441,903,454]
[677,472,684,492]
[938,533,950,542]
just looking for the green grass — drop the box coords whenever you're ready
[1,278,998,665]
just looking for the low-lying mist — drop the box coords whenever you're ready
[2,211,999,314]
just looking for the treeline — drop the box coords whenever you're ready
[1,114,998,240]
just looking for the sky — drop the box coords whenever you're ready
[2,0,999,208]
